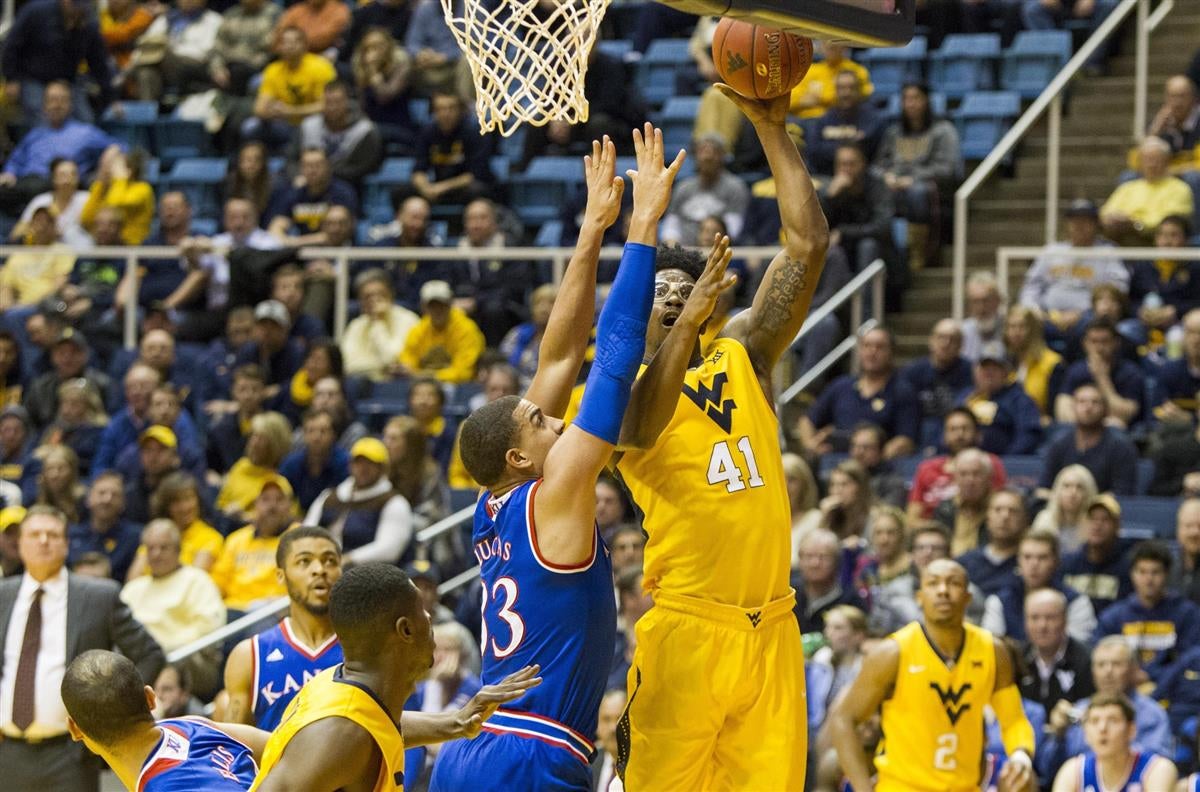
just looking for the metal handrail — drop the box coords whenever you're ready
[951,0,1157,319]
[995,244,1200,291]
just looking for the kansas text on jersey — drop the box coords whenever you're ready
[251,617,343,731]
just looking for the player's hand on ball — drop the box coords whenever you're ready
[997,753,1036,792]
[680,233,738,328]
[713,83,790,128]
[581,136,625,230]
[626,122,685,222]
[455,665,543,739]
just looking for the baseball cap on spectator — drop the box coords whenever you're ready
[1087,493,1121,519]
[52,327,88,352]
[977,341,1010,368]
[0,405,31,431]
[1064,199,1099,220]
[139,425,177,449]
[350,437,389,466]
[254,299,291,328]
[419,280,453,305]
[404,559,442,586]
[258,474,294,499]
[0,505,26,535]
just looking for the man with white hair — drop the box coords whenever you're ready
[900,318,972,448]
[932,448,996,557]
[1018,588,1095,712]
[961,272,1004,361]
[1100,136,1194,245]
[1147,74,1200,166]
[791,528,866,633]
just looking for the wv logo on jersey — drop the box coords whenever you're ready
[683,372,737,432]
[929,682,973,725]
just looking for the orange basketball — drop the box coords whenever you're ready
[711,19,813,100]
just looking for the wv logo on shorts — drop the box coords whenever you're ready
[929,682,972,725]
[745,611,762,628]
[683,373,737,433]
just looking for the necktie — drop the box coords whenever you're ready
[11,587,43,732]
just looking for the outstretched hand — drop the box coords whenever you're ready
[627,122,686,223]
[455,665,542,739]
[581,136,626,230]
[713,83,790,128]
[679,233,738,328]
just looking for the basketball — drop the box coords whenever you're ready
[711,19,813,100]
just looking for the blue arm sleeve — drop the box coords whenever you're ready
[573,242,656,445]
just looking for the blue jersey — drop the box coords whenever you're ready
[1187,772,1200,792]
[137,717,257,791]
[472,478,615,764]
[1080,750,1158,791]
[250,617,342,731]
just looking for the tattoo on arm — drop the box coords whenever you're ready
[748,254,809,370]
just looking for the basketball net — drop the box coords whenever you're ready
[440,0,611,136]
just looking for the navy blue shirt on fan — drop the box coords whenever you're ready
[1061,358,1146,423]
[806,373,921,446]
[899,356,973,449]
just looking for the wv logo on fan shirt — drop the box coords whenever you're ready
[683,372,737,432]
[929,682,973,725]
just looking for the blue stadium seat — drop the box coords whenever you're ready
[101,101,158,149]
[636,38,691,105]
[510,156,585,225]
[155,117,211,166]
[1002,30,1072,99]
[142,157,161,186]
[597,39,634,61]
[1135,459,1155,496]
[1117,496,1178,539]
[858,36,927,96]
[954,91,1021,160]
[998,455,1042,492]
[363,158,415,224]
[533,219,563,247]
[370,378,412,402]
[191,217,219,236]
[490,155,510,183]
[409,98,431,126]
[161,157,228,220]
[930,34,1000,98]
[883,91,948,124]
[659,96,702,153]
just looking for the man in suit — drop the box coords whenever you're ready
[0,504,164,791]
[1019,588,1096,713]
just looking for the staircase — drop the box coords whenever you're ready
[891,6,1200,360]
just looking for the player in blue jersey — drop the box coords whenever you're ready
[221,526,343,730]
[430,128,735,791]
[1051,693,1176,791]
[62,649,267,791]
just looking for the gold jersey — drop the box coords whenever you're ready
[251,666,406,792]
[876,622,998,792]
[617,337,791,608]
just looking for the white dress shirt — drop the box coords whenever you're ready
[1,567,69,738]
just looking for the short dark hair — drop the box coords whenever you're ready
[459,395,522,487]
[232,364,266,386]
[851,422,886,447]
[1131,540,1172,573]
[276,525,341,568]
[409,377,446,409]
[1084,316,1118,339]
[1085,692,1136,723]
[1160,214,1192,236]
[911,521,951,550]
[655,244,705,281]
[944,406,979,430]
[61,650,154,744]
[329,563,421,657]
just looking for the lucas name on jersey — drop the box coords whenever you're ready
[474,536,512,565]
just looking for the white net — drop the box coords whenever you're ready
[440,0,612,136]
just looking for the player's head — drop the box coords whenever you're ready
[62,650,155,752]
[276,525,342,616]
[458,395,564,489]
[1082,692,1137,760]
[644,244,706,359]
[916,558,971,627]
[330,563,434,676]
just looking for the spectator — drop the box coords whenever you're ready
[818,143,895,274]
[799,328,919,459]
[813,459,875,548]
[272,265,326,347]
[788,41,874,120]
[1055,318,1144,427]
[957,489,1026,596]
[80,147,155,246]
[900,318,972,449]
[1147,74,1200,169]
[30,444,85,523]
[499,285,555,388]
[1032,464,1099,553]
[932,448,995,557]
[1018,199,1126,351]
[1095,541,1200,685]
[273,0,350,55]
[1100,136,1193,245]
[351,28,414,151]
[446,363,518,488]
[1168,498,1200,603]
[594,474,630,547]
[405,377,454,469]
[22,329,110,431]
[129,471,224,578]
[809,70,885,176]
[811,604,867,710]
[609,524,645,578]
[1050,694,1177,791]
[111,329,204,418]
[299,81,384,188]
[279,338,341,422]
[280,408,349,512]
[221,141,275,217]
[850,506,909,632]
[216,411,293,522]
[957,346,1043,455]
[286,204,357,329]
[406,92,494,210]
[1125,215,1200,353]
[9,158,91,249]
[907,407,1007,521]
[305,437,414,565]
[344,0,412,63]
[66,472,140,582]
[209,0,282,97]
[266,149,358,241]
[847,424,907,508]
[1004,304,1066,419]
[341,269,420,381]
[1156,309,1200,421]
[209,476,296,613]
[1041,385,1138,497]
[309,376,367,451]
[404,0,464,98]
[0,208,75,313]
[1,2,114,123]
[398,280,485,385]
[206,364,266,475]
[961,271,1005,361]
[381,415,447,533]
[660,134,749,246]
[792,528,867,633]
[874,81,961,271]
[0,338,26,413]
[122,426,186,524]
[99,0,154,74]
[1019,588,1096,713]
[150,663,206,719]
[235,300,306,390]
[1061,495,1134,614]
[1152,641,1200,755]
[244,26,336,147]
[982,529,1097,642]
[784,453,820,554]
[407,620,483,775]
[40,378,107,473]
[93,363,160,474]
[111,384,204,484]
[130,0,221,102]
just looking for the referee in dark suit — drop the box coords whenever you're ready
[0,504,164,791]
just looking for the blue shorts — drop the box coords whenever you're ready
[430,729,593,792]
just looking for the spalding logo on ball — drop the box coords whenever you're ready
[712,19,813,100]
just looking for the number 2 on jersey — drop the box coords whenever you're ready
[706,436,765,492]
[933,733,958,770]
[480,577,525,658]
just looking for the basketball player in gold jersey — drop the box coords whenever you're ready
[252,563,540,792]
[612,84,828,790]
[827,559,1037,792]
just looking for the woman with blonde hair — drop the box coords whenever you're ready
[34,444,86,523]
[1004,304,1065,419]
[1032,464,1098,552]
[41,378,108,474]
[217,411,294,520]
[785,452,821,564]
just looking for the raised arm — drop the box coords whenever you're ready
[826,637,899,792]
[525,137,625,418]
[716,84,830,379]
